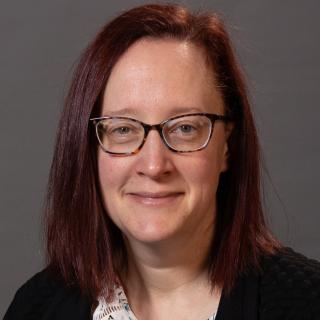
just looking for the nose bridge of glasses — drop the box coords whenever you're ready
[142,122,166,141]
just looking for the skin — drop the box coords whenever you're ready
[98,38,233,320]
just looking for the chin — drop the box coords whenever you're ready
[124,223,180,245]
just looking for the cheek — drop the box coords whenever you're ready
[183,148,224,187]
[191,158,221,195]
[97,151,134,229]
[179,143,226,209]
[97,151,128,193]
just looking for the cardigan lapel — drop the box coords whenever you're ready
[215,271,259,320]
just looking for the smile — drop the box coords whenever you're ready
[126,192,184,206]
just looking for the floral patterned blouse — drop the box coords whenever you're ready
[93,286,216,320]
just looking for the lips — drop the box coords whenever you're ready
[127,191,184,198]
[126,191,184,205]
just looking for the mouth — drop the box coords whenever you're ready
[126,191,184,206]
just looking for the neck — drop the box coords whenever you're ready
[122,220,215,298]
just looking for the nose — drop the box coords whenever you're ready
[135,129,174,179]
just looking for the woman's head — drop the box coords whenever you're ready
[46,3,280,299]
[97,38,232,247]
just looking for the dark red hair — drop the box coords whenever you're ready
[45,3,281,300]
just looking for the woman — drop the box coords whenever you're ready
[4,3,320,320]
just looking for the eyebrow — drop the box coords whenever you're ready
[103,106,205,118]
[104,108,139,117]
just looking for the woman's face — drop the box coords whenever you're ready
[98,38,231,245]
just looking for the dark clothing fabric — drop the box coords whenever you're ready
[4,247,320,320]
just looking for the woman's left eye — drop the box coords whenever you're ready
[176,124,196,133]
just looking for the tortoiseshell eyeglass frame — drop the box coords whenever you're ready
[90,112,232,155]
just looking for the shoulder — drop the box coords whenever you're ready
[4,268,92,320]
[259,247,320,319]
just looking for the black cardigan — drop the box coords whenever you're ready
[4,247,320,320]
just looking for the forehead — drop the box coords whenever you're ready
[101,38,225,119]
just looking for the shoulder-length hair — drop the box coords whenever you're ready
[45,3,281,300]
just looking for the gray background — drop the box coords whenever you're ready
[1,0,319,316]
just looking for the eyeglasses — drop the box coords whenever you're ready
[90,113,232,155]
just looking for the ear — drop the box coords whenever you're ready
[220,122,234,173]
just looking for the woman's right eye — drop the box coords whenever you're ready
[110,126,132,135]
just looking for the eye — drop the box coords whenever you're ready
[177,124,196,133]
[112,126,132,135]
[170,123,197,134]
[106,122,140,136]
